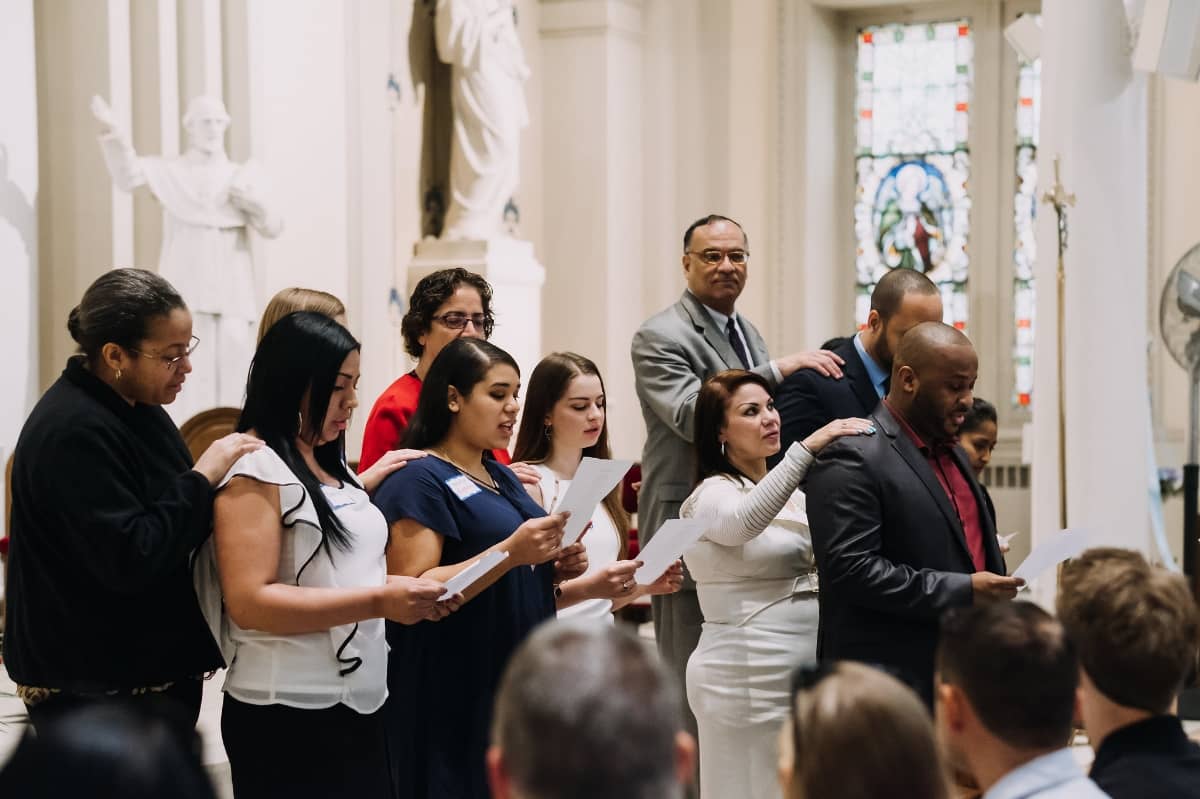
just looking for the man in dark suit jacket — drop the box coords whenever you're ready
[775,268,944,455]
[805,322,1021,706]
[1057,548,1200,799]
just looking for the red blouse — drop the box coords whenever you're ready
[360,371,511,470]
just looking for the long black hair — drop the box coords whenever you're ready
[238,311,360,553]
[404,337,519,450]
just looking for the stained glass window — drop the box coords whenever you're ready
[1012,36,1041,408]
[854,20,973,331]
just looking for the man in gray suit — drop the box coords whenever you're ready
[631,213,843,749]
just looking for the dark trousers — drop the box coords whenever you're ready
[24,677,203,743]
[221,695,391,799]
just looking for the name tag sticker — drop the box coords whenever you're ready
[446,474,481,501]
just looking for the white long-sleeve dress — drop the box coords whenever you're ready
[681,442,819,799]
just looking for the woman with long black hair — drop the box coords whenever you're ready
[373,337,568,799]
[204,311,458,798]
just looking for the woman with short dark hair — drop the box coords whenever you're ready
[360,267,510,470]
[373,337,568,798]
[682,369,872,799]
[3,268,262,734]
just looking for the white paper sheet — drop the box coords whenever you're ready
[1011,528,1097,582]
[554,457,634,546]
[438,550,510,600]
[634,518,708,584]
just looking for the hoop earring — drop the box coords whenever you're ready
[297,411,304,433]
[720,441,726,457]
[544,425,552,440]
[115,368,122,381]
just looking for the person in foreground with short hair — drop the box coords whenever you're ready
[806,322,1020,705]
[936,601,1108,799]
[487,620,696,799]
[1057,547,1200,798]
[780,661,951,799]
[774,267,943,455]
[0,704,217,799]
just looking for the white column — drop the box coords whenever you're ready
[0,0,40,535]
[539,0,644,458]
[177,0,224,108]
[130,0,180,269]
[1030,0,1150,592]
[34,0,134,388]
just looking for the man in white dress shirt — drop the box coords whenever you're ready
[935,601,1109,799]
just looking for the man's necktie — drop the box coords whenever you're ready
[726,317,751,369]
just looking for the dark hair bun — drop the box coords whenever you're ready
[67,306,84,343]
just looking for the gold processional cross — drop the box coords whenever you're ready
[1042,155,1075,531]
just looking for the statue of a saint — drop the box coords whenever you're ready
[91,95,282,421]
[434,0,530,241]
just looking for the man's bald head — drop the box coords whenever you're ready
[894,322,974,376]
[890,322,978,442]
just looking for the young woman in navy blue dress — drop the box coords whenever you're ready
[373,338,569,799]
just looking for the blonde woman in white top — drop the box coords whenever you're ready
[513,352,683,620]
[204,312,462,799]
[681,369,874,799]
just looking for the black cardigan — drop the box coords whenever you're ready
[3,358,223,691]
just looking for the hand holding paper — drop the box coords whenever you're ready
[439,550,509,600]
[554,458,634,546]
[1011,528,1098,583]
[634,518,708,584]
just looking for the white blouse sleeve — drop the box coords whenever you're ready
[683,442,814,546]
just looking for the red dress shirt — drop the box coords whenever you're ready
[360,371,512,470]
[884,400,986,571]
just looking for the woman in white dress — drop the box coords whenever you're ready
[681,369,875,799]
[203,311,461,798]
[512,352,683,620]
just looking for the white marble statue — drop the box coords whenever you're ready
[91,95,282,422]
[434,0,530,241]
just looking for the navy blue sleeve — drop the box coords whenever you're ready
[372,460,463,542]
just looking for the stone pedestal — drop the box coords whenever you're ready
[408,237,546,379]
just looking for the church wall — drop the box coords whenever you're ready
[0,0,40,539]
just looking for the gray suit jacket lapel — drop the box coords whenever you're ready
[679,291,743,370]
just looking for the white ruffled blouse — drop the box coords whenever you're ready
[194,447,389,713]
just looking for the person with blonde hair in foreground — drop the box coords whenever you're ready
[780,661,951,799]
[488,621,696,799]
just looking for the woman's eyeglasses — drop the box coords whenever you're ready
[431,312,489,331]
[128,336,200,372]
